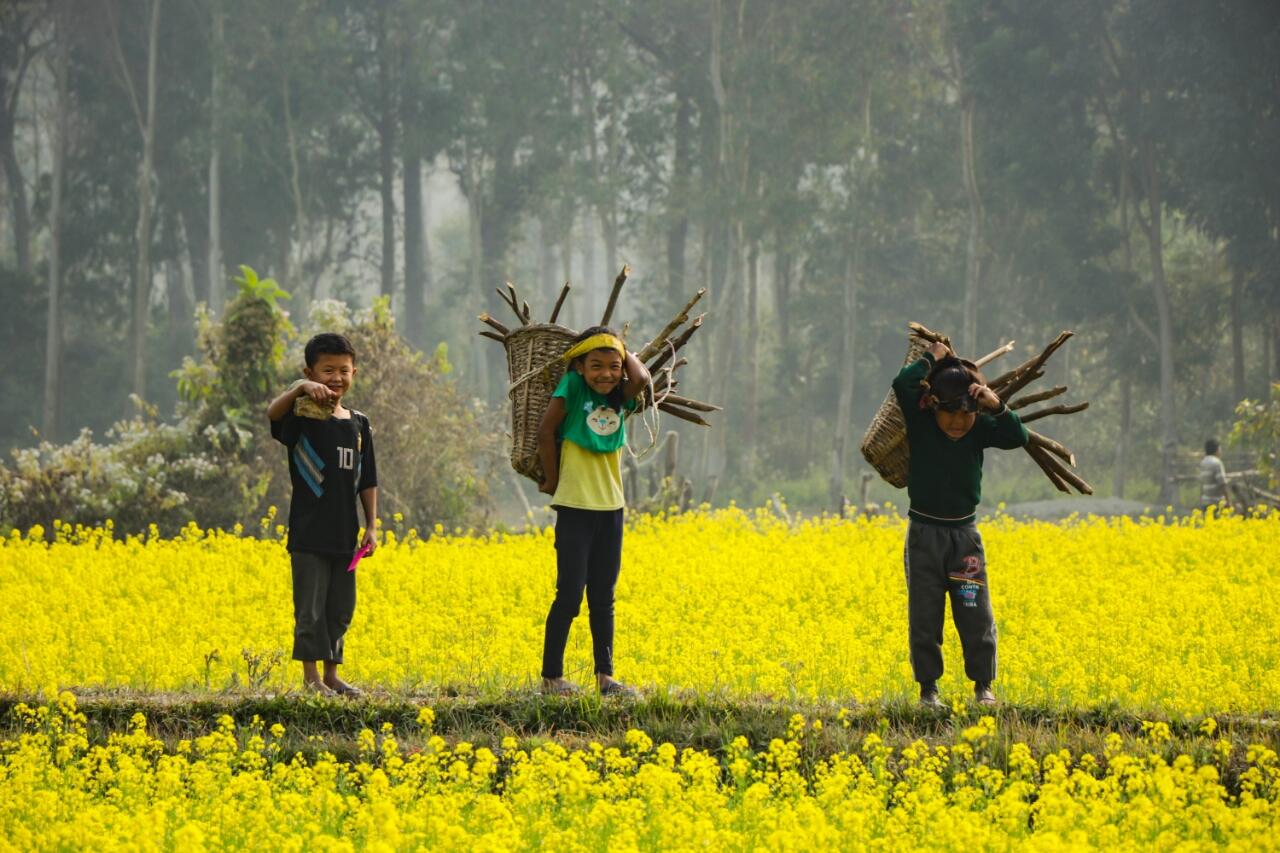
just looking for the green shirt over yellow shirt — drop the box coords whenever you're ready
[549,371,636,511]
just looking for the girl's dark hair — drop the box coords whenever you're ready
[926,356,985,410]
[570,325,626,412]
[305,332,357,367]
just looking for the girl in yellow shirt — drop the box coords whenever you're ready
[536,326,650,696]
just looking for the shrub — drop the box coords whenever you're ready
[1,267,497,536]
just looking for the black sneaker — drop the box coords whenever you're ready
[973,682,997,707]
[919,682,945,709]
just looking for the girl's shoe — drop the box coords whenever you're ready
[974,682,997,707]
[599,679,638,698]
[304,679,336,696]
[541,678,581,696]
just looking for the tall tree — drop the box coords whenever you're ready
[0,2,43,275]
[206,0,225,313]
[106,0,163,404]
[42,0,70,438]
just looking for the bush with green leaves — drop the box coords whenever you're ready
[1,267,497,536]
[1230,382,1280,488]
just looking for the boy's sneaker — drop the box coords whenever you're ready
[919,682,946,709]
[974,682,997,707]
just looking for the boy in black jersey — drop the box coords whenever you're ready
[267,333,378,696]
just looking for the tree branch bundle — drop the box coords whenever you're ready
[479,267,716,439]
[909,324,1092,495]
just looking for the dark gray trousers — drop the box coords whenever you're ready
[541,507,624,679]
[903,520,997,684]
[290,551,356,663]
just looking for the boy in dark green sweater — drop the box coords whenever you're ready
[891,340,1029,708]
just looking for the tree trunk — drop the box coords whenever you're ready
[1231,263,1245,404]
[1112,363,1131,499]
[830,242,860,508]
[666,89,692,306]
[466,159,488,397]
[0,8,33,276]
[376,4,396,301]
[131,0,162,405]
[180,205,209,309]
[742,237,759,476]
[581,207,597,322]
[775,248,792,371]
[959,80,982,356]
[538,216,556,308]
[403,151,425,346]
[207,0,224,313]
[1272,300,1280,384]
[1138,138,1177,505]
[1265,309,1274,390]
[281,63,309,304]
[0,117,29,275]
[42,7,68,439]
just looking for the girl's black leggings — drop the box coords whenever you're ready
[541,507,624,679]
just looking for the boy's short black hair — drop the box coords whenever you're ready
[1205,438,1220,455]
[927,356,984,413]
[304,333,357,368]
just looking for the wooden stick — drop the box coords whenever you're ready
[658,401,711,426]
[601,265,630,326]
[1027,443,1094,495]
[994,331,1073,400]
[974,340,1015,368]
[993,367,1045,396]
[478,312,510,336]
[661,394,721,412]
[1026,444,1070,493]
[521,300,532,325]
[1009,386,1068,410]
[478,330,505,343]
[1019,402,1090,424]
[549,282,571,324]
[907,322,952,352]
[638,289,707,363]
[1028,430,1076,467]
[647,315,704,372]
[496,285,525,325]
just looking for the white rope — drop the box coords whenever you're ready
[625,340,675,462]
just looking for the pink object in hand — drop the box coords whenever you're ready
[347,543,372,573]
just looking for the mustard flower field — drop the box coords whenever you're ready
[1,509,1278,849]
[2,508,1279,712]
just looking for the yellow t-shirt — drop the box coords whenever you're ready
[551,440,625,510]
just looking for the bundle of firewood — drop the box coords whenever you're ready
[862,322,1093,495]
[479,266,718,482]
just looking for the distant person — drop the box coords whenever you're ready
[266,333,378,697]
[891,340,1030,709]
[1199,438,1229,511]
[535,326,650,697]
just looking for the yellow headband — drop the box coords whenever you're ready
[562,334,625,362]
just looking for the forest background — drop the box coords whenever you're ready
[0,0,1277,533]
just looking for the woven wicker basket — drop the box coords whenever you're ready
[504,323,578,482]
[860,335,931,488]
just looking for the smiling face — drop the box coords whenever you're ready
[305,353,357,401]
[576,348,624,395]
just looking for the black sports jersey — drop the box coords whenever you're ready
[271,409,377,554]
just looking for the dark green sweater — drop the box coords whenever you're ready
[892,353,1029,526]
